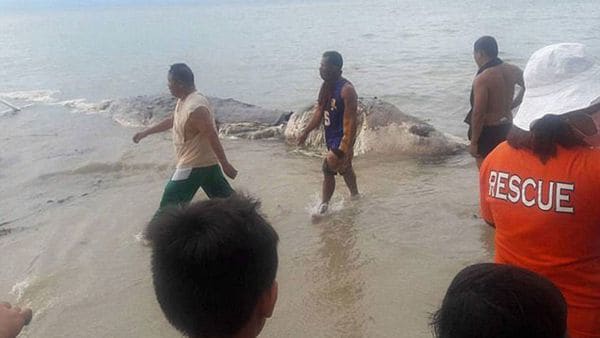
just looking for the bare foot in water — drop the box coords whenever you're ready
[310,202,329,222]
[318,202,329,214]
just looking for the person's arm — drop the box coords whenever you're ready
[469,76,488,157]
[188,107,238,179]
[479,162,495,228]
[0,302,32,338]
[337,84,358,157]
[297,104,324,146]
[132,115,173,143]
[511,66,525,109]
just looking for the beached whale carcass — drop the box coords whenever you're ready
[285,98,466,156]
[99,94,286,127]
[95,93,288,138]
[97,94,465,155]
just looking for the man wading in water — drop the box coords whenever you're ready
[298,51,359,214]
[465,36,525,167]
[133,63,237,221]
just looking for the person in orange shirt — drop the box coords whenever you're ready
[480,43,600,338]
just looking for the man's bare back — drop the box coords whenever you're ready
[469,59,524,165]
[474,62,524,126]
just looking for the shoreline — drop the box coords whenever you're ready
[0,105,491,337]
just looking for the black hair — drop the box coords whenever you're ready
[322,51,343,69]
[474,36,499,58]
[431,263,567,338]
[148,194,279,338]
[318,51,344,111]
[507,115,586,164]
[169,63,195,88]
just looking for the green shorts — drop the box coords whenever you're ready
[158,165,234,210]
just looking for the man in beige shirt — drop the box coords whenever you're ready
[466,36,525,167]
[133,63,237,216]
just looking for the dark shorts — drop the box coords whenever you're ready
[478,124,511,158]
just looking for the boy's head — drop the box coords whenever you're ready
[432,263,567,338]
[148,194,279,338]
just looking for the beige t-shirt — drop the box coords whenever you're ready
[172,91,219,169]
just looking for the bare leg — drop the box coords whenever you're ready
[342,167,359,197]
[319,155,337,214]
[322,173,336,204]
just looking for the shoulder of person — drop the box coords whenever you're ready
[485,141,513,161]
[194,91,211,103]
[581,147,600,160]
[473,72,490,87]
[561,147,600,176]
[494,140,513,154]
[503,63,524,76]
[189,105,211,120]
[505,62,522,71]
[341,81,357,97]
[190,93,212,110]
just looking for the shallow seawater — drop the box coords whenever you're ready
[2,0,596,336]
[0,106,493,337]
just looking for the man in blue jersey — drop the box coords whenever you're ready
[298,51,359,214]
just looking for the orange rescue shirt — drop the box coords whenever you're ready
[480,142,600,338]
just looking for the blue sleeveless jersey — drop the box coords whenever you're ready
[324,79,347,150]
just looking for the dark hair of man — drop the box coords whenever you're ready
[322,51,343,69]
[474,36,499,59]
[169,63,195,89]
[147,194,279,338]
[507,115,586,164]
[318,51,344,112]
[431,263,567,338]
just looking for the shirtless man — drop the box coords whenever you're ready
[467,36,525,167]
[298,51,359,214]
[133,64,237,219]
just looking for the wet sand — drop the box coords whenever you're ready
[0,107,493,337]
